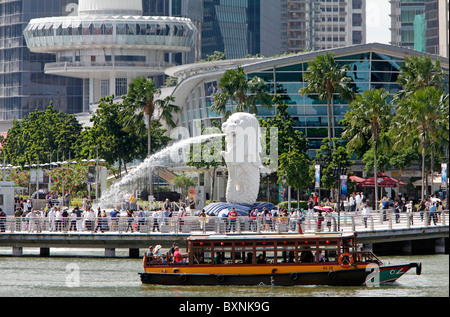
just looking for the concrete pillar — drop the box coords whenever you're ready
[435,238,445,254]
[105,248,116,258]
[40,247,50,257]
[129,248,140,258]
[402,240,412,255]
[12,247,23,256]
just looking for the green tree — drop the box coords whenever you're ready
[80,96,147,178]
[259,100,311,202]
[171,174,197,199]
[122,77,180,158]
[395,55,446,101]
[299,52,354,147]
[313,137,352,193]
[342,88,392,208]
[210,66,272,119]
[186,122,225,202]
[393,87,448,200]
[3,103,82,166]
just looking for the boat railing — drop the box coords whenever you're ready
[143,253,190,266]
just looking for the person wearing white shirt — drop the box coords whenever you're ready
[362,204,371,228]
[48,208,56,232]
[406,200,414,225]
[55,208,63,231]
[355,193,362,213]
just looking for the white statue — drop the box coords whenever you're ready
[222,113,262,205]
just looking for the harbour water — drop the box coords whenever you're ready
[0,247,448,298]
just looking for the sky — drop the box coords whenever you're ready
[365,0,391,44]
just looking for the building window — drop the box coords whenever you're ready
[115,78,128,97]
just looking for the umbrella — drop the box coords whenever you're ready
[313,206,333,212]
[350,175,366,183]
[360,172,405,188]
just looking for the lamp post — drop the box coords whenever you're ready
[332,163,347,232]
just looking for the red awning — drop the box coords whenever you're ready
[360,172,405,188]
[350,175,366,183]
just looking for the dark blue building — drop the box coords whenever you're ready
[0,0,83,121]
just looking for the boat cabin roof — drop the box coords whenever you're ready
[187,233,356,244]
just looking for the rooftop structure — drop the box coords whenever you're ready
[23,0,197,110]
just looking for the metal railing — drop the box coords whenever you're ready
[0,209,448,234]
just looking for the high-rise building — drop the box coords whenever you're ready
[286,0,366,53]
[0,0,84,122]
[390,0,425,50]
[390,0,448,57]
[425,0,449,58]
[146,0,286,61]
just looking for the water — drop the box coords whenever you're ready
[0,248,447,297]
[98,133,225,208]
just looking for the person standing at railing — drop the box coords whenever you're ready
[248,207,258,232]
[227,208,238,233]
[125,209,134,233]
[362,204,371,228]
[0,208,6,232]
[406,200,414,225]
[48,208,56,232]
[74,207,83,231]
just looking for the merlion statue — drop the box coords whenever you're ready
[222,113,262,205]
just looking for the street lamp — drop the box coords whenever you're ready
[332,163,347,232]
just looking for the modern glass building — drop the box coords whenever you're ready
[166,43,449,156]
[0,0,83,121]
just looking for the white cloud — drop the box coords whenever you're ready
[366,0,391,44]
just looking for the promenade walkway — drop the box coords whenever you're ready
[0,209,447,235]
[0,210,448,257]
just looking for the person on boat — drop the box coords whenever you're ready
[214,252,223,264]
[245,252,253,264]
[256,254,267,264]
[146,246,154,262]
[300,248,314,263]
[173,246,183,263]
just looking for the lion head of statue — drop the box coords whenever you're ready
[222,112,262,167]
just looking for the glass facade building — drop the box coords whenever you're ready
[168,43,449,156]
[0,0,83,121]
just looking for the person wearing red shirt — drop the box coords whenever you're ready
[227,208,238,232]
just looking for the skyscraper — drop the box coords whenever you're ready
[0,0,83,122]
[145,0,286,60]
[390,0,425,50]
[286,0,366,53]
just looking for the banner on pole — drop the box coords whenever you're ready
[315,165,320,189]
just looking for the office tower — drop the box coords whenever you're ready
[425,0,449,57]
[0,0,83,121]
[390,0,425,50]
[287,0,366,53]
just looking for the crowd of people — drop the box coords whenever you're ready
[2,190,447,234]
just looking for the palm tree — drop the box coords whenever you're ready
[299,52,354,147]
[210,66,272,119]
[122,77,180,157]
[122,76,180,195]
[394,87,448,201]
[395,55,445,101]
[342,88,392,209]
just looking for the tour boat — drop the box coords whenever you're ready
[139,233,422,286]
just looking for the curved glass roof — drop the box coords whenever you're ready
[24,16,197,52]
